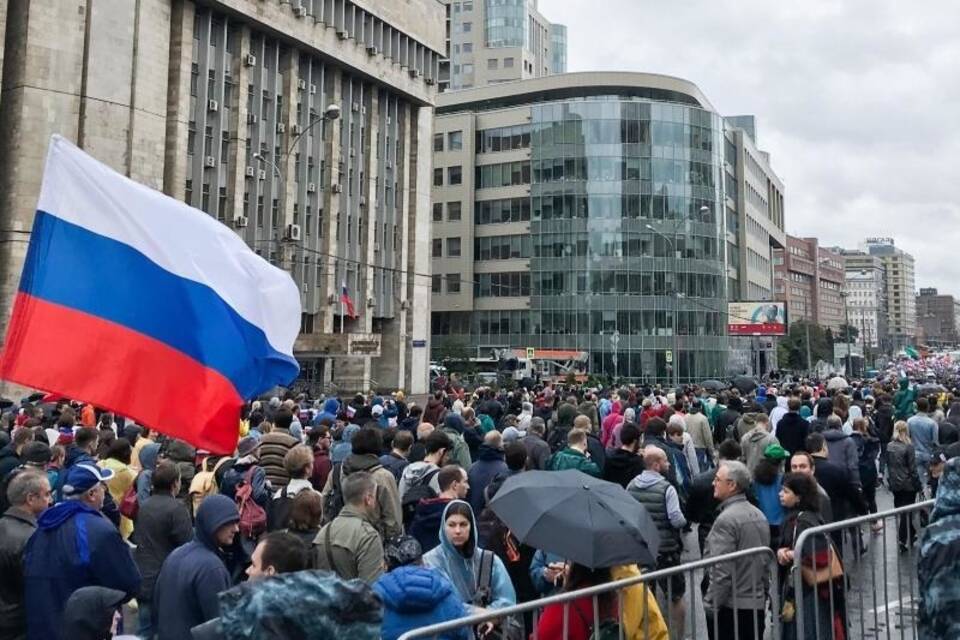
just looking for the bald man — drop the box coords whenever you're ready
[627,446,688,631]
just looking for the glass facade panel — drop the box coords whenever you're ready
[484,0,526,48]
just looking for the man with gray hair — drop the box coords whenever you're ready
[521,417,551,470]
[0,471,51,639]
[313,471,384,583]
[703,460,770,640]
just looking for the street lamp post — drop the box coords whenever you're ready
[840,290,852,376]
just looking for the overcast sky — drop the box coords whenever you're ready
[542,0,960,294]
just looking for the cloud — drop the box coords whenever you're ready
[542,0,960,293]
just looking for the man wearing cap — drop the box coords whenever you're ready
[23,463,141,640]
[153,494,240,640]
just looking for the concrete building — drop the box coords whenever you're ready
[863,237,916,349]
[439,0,566,92]
[916,288,958,347]
[839,250,886,352]
[773,235,844,332]
[431,72,730,383]
[0,0,446,395]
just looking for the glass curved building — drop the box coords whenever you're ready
[432,73,749,382]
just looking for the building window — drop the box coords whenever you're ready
[433,168,443,186]
[447,274,461,294]
[432,238,443,257]
[433,203,444,222]
[447,237,462,257]
[448,166,462,185]
[432,274,442,293]
[463,43,473,53]
[487,58,498,70]
[448,131,463,150]
[504,57,514,68]
[462,0,473,10]
[447,201,462,221]
[462,22,472,33]
[433,133,444,152]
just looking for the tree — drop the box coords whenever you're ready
[433,337,476,376]
[838,324,859,343]
[776,321,833,371]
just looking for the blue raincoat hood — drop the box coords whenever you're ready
[37,500,101,531]
[375,566,456,612]
[138,442,161,471]
[193,494,239,550]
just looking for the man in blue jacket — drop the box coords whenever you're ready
[23,463,141,640]
[153,493,240,640]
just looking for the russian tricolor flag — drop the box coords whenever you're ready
[0,136,300,453]
[341,281,357,319]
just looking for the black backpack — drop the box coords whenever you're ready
[267,486,295,531]
[323,463,382,524]
[401,468,440,527]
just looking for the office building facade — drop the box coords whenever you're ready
[439,0,566,92]
[431,72,730,383]
[916,288,958,347]
[863,238,916,349]
[0,0,445,395]
[840,250,886,351]
[773,235,844,331]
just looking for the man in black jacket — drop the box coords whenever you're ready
[603,422,644,488]
[714,397,743,444]
[775,397,810,457]
[0,470,51,640]
[133,462,194,639]
[687,439,742,557]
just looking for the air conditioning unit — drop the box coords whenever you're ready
[359,195,366,206]
[291,123,302,135]
[373,241,380,251]
[204,155,217,167]
[245,166,255,177]
[285,224,302,241]
[297,79,307,90]
[327,294,336,304]
[293,5,307,18]
[349,148,356,157]
[332,184,343,193]
[244,54,257,67]
[386,116,392,125]
[309,84,317,94]
[351,102,361,112]
[408,68,421,78]
[246,113,258,124]
[366,45,379,56]
[337,29,349,40]
[366,297,376,307]
[258,169,267,180]
[277,122,286,133]
[234,216,249,228]
[385,160,393,169]
[208,99,219,112]
[306,182,317,193]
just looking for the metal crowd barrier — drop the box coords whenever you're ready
[791,499,934,640]
[397,547,779,640]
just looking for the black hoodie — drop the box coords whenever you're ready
[602,448,644,488]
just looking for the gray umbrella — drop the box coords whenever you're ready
[488,470,660,568]
[732,375,758,393]
[700,379,727,392]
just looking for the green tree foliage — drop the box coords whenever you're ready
[776,321,834,371]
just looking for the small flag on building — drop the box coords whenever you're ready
[0,135,301,454]
[341,281,357,319]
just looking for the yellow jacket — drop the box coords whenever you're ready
[100,458,136,540]
[609,564,669,640]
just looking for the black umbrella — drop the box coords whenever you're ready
[732,375,758,393]
[700,379,727,392]
[917,383,945,395]
[488,470,659,568]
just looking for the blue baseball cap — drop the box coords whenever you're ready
[62,463,114,497]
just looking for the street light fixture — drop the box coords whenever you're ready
[646,223,680,389]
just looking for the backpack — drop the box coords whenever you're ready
[573,605,622,640]
[401,468,440,527]
[235,467,267,539]
[189,457,229,518]
[323,463,382,525]
[119,478,140,520]
[473,549,524,640]
[268,485,295,531]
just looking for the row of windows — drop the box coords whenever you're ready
[475,234,531,260]
[532,233,720,261]
[532,118,716,152]
[476,124,532,153]
[533,193,719,223]
[533,157,716,187]
[433,201,462,222]
[431,273,463,294]
[475,272,530,297]
[475,197,531,224]
[485,56,517,71]
[532,271,723,298]
[433,131,463,152]
[433,166,463,186]
[432,237,462,258]
[431,310,724,337]
[476,161,531,188]
[533,100,715,127]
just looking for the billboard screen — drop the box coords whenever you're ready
[727,301,787,336]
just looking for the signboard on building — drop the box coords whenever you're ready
[727,302,788,336]
[293,333,382,357]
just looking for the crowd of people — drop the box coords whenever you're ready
[0,370,959,639]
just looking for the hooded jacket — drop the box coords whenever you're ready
[399,461,443,502]
[603,448,645,488]
[23,500,141,640]
[153,494,239,640]
[163,439,197,504]
[740,427,779,474]
[313,398,341,426]
[375,566,469,640]
[441,414,473,469]
[132,492,194,603]
[548,447,601,477]
[314,503,385,584]
[769,396,789,433]
[774,410,810,456]
[919,459,960,640]
[409,497,454,553]
[422,500,516,609]
[894,378,917,421]
[0,507,37,640]
[423,397,447,427]
[136,442,162,503]
[467,445,508,514]
[341,453,403,538]
[824,427,861,486]
[0,443,21,480]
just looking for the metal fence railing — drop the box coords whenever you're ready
[397,547,779,640]
[791,499,934,640]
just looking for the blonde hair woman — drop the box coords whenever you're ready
[886,420,921,551]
